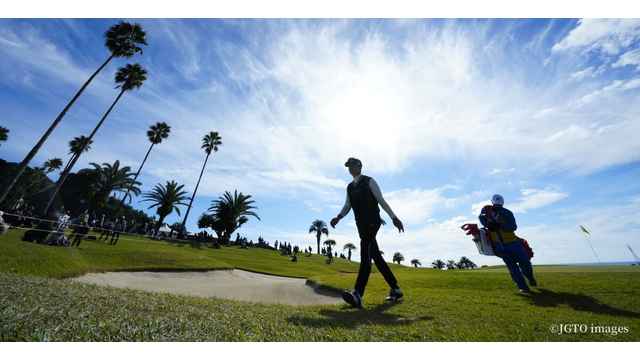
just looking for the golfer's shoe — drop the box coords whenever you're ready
[385,287,403,301]
[519,288,531,293]
[529,278,538,287]
[342,289,362,308]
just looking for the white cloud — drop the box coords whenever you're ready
[613,49,640,70]
[574,77,640,106]
[4,19,640,266]
[489,168,516,175]
[509,189,568,213]
[552,18,640,55]
[571,66,595,81]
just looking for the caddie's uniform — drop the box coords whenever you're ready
[479,198,535,292]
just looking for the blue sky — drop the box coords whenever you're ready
[2,10,640,266]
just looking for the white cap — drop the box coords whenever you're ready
[491,194,504,205]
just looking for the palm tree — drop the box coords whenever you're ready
[457,256,477,270]
[42,63,148,214]
[446,260,457,270]
[343,243,357,261]
[393,252,405,265]
[309,219,329,254]
[30,158,63,197]
[411,259,422,267]
[0,125,8,146]
[141,181,190,234]
[0,21,147,205]
[7,166,44,207]
[207,190,260,241]
[431,259,446,270]
[116,121,171,213]
[85,160,142,212]
[181,131,222,235]
[42,158,63,178]
[61,136,93,175]
[323,239,337,253]
[464,256,478,269]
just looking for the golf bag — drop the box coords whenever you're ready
[461,223,534,260]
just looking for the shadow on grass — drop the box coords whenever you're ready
[287,302,433,329]
[524,289,640,318]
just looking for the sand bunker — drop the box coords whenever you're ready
[74,269,343,306]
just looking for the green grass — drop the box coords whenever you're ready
[1,228,639,341]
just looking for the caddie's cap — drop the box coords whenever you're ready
[491,194,504,206]
[344,157,362,167]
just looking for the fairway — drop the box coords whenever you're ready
[1,228,639,342]
[475,264,640,273]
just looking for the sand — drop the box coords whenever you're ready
[73,269,344,306]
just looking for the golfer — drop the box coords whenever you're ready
[331,157,404,307]
[479,194,537,292]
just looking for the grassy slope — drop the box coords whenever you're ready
[1,228,639,342]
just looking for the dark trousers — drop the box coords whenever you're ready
[71,225,90,247]
[354,220,398,297]
[110,231,121,245]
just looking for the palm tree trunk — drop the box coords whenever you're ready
[115,142,154,214]
[0,55,114,205]
[155,211,171,235]
[60,153,78,177]
[180,153,210,234]
[29,170,52,198]
[40,89,125,214]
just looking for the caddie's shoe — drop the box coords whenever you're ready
[342,290,362,308]
[385,287,403,301]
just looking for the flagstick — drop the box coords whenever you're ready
[582,229,602,266]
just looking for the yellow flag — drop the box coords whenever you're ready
[580,225,590,235]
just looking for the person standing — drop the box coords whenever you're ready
[70,210,90,247]
[109,216,127,245]
[478,194,537,293]
[98,215,114,243]
[96,214,106,233]
[330,157,405,307]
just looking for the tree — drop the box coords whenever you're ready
[59,168,100,214]
[6,166,43,208]
[181,131,222,234]
[85,160,142,213]
[343,242,357,261]
[43,158,63,178]
[207,190,260,241]
[457,256,477,270]
[446,260,457,270]
[141,181,190,234]
[30,158,63,198]
[431,259,446,270]
[42,63,148,214]
[393,252,405,265]
[323,239,337,251]
[309,219,329,254]
[197,213,225,240]
[116,121,171,213]
[0,21,147,205]
[0,125,8,146]
[61,136,93,176]
[411,259,422,267]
